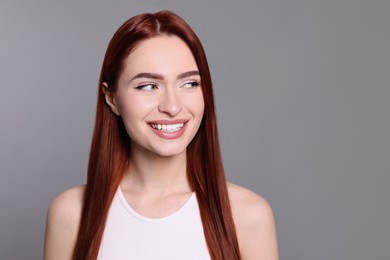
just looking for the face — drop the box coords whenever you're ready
[105,36,204,157]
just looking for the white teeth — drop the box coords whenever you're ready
[151,123,184,132]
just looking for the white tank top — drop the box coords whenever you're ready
[98,187,211,260]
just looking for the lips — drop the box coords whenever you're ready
[147,119,188,139]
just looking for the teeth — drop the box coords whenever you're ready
[151,123,184,132]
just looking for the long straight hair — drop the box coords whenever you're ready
[72,10,241,260]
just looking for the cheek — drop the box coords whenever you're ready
[188,92,205,116]
[117,95,157,119]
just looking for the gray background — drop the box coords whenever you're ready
[1,0,389,259]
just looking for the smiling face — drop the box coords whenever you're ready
[104,36,205,157]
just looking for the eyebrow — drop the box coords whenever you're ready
[177,70,200,79]
[128,70,200,84]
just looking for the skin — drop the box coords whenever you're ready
[44,36,278,259]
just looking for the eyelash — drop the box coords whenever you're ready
[135,80,201,90]
[135,83,158,91]
[182,80,201,88]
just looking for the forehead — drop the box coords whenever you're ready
[122,36,198,78]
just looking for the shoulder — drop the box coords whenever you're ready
[47,185,85,217]
[44,185,85,260]
[227,182,274,222]
[227,182,279,260]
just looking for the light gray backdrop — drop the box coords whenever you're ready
[1,0,389,259]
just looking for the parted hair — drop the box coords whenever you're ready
[72,10,241,260]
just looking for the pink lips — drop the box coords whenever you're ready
[148,119,188,140]
[147,119,188,125]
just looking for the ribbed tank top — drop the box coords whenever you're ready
[98,187,211,260]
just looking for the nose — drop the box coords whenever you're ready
[158,88,182,116]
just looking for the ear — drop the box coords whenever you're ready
[102,82,120,116]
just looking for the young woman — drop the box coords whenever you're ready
[44,10,278,260]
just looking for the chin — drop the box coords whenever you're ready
[152,146,187,157]
[145,140,188,157]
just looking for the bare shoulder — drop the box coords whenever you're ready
[47,185,85,220]
[44,185,85,260]
[227,182,275,223]
[227,182,279,260]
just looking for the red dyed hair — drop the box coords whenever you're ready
[72,10,240,260]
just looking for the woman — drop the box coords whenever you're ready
[44,10,278,260]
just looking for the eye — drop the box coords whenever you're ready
[135,83,158,91]
[182,80,201,89]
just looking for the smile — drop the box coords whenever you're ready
[150,123,184,132]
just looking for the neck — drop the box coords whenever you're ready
[122,145,191,197]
